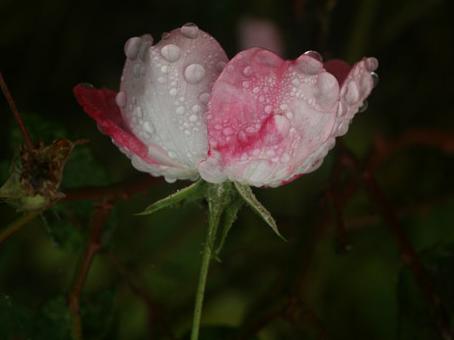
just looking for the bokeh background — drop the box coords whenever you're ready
[1,0,453,339]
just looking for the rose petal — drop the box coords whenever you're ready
[200,48,341,187]
[74,84,197,182]
[119,24,228,172]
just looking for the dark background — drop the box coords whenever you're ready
[1,0,453,339]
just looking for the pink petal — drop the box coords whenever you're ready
[119,24,228,172]
[74,84,197,182]
[200,49,378,187]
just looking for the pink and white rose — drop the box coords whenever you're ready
[74,23,378,187]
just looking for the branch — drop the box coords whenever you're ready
[340,147,453,340]
[0,72,34,150]
[63,175,159,202]
[68,201,113,340]
[0,210,41,245]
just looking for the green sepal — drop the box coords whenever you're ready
[137,180,207,216]
[215,197,244,259]
[234,182,285,240]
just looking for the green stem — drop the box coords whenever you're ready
[0,210,40,245]
[191,185,223,340]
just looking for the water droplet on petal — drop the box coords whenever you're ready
[143,121,154,134]
[199,92,210,103]
[158,76,166,83]
[192,104,201,113]
[365,57,379,72]
[281,153,290,163]
[181,23,199,38]
[371,72,379,87]
[264,105,273,113]
[161,65,168,73]
[184,64,206,84]
[124,37,141,59]
[273,115,290,136]
[176,106,185,115]
[115,92,127,108]
[242,81,250,89]
[223,127,234,136]
[336,120,349,136]
[303,50,323,62]
[242,66,252,77]
[189,114,198,122]
[169,88,177,96]
[160,44,181,62]
[359,100,368,112]
[255,50,281,67]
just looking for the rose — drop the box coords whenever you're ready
[74,23,378,187]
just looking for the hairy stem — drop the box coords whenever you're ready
[191,185,223,340]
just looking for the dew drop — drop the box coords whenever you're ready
[359,100,368,112]
[242,66,252,77]
[160,44,181,62]
[143,121,154,134]
[181,23,199,39]
[303,50,323,62]
[199,92,210,103]
[184,64,206,84]
[124,37,141,59]
[169,88,177,96]
[365,57,379,72]
[281,153,290,163]
[158,76,166,83]
[223,127,234,136]
[336,120,349,136]
[189,114,198,122]
[176,106,185,115]
[264,105,273,114]
[161,65,168,73]
[253,87,260,94]
[115,92,127,108]
[192,104,201,113]
[242,81,250,89]
[371,72,379,87]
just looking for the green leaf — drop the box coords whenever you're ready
[215,197,243,258]
[137,180,206,216]
[234,182,285,240]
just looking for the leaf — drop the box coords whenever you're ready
[215,197,243,258]
[234,182,285,240]
[137,180,207,216]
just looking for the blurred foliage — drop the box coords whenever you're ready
[1,0,453,339]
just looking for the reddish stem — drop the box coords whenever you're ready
[0,72,34,150]
[68,201,113,340]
